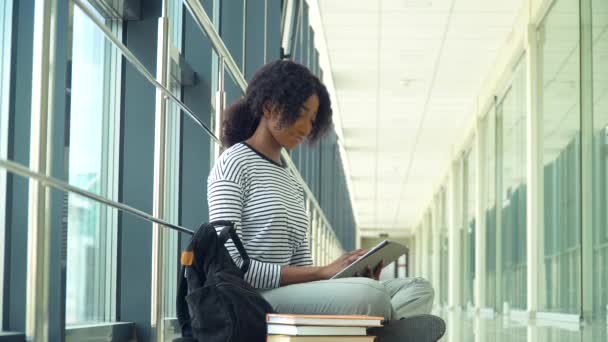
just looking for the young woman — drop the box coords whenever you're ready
[207,60,445,342]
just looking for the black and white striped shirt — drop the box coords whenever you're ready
[208,142,313,289]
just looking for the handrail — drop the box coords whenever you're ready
[0,158,195,235]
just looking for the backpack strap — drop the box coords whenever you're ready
[218,224,251,274]
[176,265,193,337]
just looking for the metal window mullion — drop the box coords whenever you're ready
[448,157,462,309]
[214,56,225,159]
[26,0,58,340]
[263,0,268,63]
[106,19,122,323]
[151,2,171,339]
[0,0,14,328]
[525,23,543,318]
[98,12,121,323]
[579,0,594,323]
[474,116,487,311]
[280,0,295,56]
[432,194,441,304]
[495,96,504,313]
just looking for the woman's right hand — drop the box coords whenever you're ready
[319,249,368,280]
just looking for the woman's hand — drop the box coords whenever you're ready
[354,260,384,281]
[319,249,368,280]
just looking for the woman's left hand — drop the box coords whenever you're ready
[355,260,384,280]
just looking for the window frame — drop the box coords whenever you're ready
[65,4,122,324]
[0,0,14,329]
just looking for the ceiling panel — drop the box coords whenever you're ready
[319,0,524,234]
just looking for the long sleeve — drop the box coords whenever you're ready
[207,178,282,289]
[290,238,313,266]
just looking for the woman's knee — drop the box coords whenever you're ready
[415,277,435,298]
[333,278,393,317]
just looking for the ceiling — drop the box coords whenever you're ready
[317,0,525,234]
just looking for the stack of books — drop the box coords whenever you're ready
[266,313,384,342]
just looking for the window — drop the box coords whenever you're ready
[65,5,121,324]
[498,56,528,311]
[0,0,13,327]
[538,0,581,315]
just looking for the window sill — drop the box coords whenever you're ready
[0,332,25,342]
[66,321,135,342]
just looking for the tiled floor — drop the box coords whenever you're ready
[436,310,608,341]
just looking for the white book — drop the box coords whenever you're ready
[266,314,384,327]
[266,336,376,342]
[267,324,367,336]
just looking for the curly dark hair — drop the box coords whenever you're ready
[221,60,333,147]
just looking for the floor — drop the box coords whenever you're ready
[436,310,608,341]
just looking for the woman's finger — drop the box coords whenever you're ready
[373,260,384,280]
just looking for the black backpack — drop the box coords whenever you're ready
[176,220,275,342]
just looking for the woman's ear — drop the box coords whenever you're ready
[262,101,274,119]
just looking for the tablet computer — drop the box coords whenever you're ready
[331,240,409,279]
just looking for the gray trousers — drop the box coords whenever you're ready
[260,277,434,322]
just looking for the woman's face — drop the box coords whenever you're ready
[267,94,319,150]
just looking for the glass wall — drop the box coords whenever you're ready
[592,0,608,320]
[0,0,12,327]
[462,147,476,309]
[65,5,121,324]
[538,0,581,315]
[410,0,607,325]
[498,55,528,311]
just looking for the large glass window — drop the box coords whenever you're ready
[66,5,121,324]
[538,0,581,315]
[499,56,528,311]
[592,0,608,320]
[462,147,476,309]
[0,0,12,327]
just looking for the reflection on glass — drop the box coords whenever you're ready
[592,0,608,320]
[462,148,476,309]
[538,0,581,315]
[66,6,117,324]
[499,56,528,311]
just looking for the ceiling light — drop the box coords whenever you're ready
[399,78,416,87]
[403,0,433,9]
